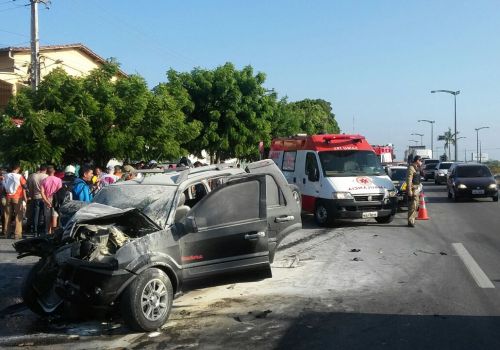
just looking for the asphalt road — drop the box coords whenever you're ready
[1,182,500,349]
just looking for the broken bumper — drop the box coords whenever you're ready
[56,258,134,306]
[326,197,398,219]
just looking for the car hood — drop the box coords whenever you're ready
[63,203,160,234]
[456,177,495,187]
[328,175,396,194]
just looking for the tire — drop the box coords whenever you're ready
[493,195,498,202]
[121,268,173,332]
[289,185,301,207]
[314,201,334,227]
[22,259,64,317]
[375,214,395,224]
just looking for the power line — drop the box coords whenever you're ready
[0,28,29,38]
[0,2,29,13]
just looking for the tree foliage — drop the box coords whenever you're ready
[1,61,340,166]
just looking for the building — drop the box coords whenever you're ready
[0,43,126,110]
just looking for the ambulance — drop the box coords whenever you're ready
[269,134,398,226]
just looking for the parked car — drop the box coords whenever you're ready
[14,160,302,331]
[495,174,500,188]
[421,159,440,181]
[387,166,408,208]
[446,163,498,201]
[434,161,454,184]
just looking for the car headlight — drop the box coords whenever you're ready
[488,184,497,189]
[388,190,397,197]
[457,184,467,189]
[332,192,353,200]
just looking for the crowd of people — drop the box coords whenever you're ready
[0,161,147,240]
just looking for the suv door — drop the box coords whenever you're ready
[246,160,302,259]
[179,174,270,282]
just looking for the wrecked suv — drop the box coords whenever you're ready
[14,160,301,331]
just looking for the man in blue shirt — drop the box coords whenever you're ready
[72,165,94,202]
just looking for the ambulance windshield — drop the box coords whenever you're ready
[318,150,384,177]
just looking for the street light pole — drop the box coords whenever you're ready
[431,90,460,161]
[456,136,466,161]
[418,120,435,159]
[474,126,489,163]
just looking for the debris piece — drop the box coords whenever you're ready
[373,234,379,237]
[415,249,436,255]
[227,284,236,290]
[255,310,272,319]
[233,316,242,322]
[352,257,363,261]
[349,249,361,253]
[148,331,161,338]
[17,342,34,347]
[440,251,447,255]
[179,310,191,316]
[378,249,383,254]
[67,335,80,340]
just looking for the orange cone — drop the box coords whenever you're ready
[416,192,430,220]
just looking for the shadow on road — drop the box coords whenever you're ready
[276,311,500,350]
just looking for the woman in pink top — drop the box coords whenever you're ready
[40,166,63,234]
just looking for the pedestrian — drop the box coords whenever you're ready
[122,165,137,181]
[27,165,48,236]
[406,155,423,227]
[72,165,94,202]
[40,166,63,234]
[114,165,124,181]
[100,165,118,186]
[2,164,28,239]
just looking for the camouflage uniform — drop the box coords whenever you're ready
[406,164,421,226]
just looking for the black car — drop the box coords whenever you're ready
[387,166,408,207]
[14,160,302,331]
[446,163,498,201]
[421,159,440,180]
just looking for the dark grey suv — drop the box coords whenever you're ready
[14,160,302,331]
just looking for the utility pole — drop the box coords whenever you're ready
[30,0,50,91]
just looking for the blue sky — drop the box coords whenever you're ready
[1,0,499,160]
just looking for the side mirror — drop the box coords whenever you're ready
[184,216,198,233]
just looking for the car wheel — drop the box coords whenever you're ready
[315,201,333,227]
[22,259,64,317]
[289,185,301,207]
[493,195,498,202]
[121,268,173,332]
[375,214,394,224]
[452,188,459,202]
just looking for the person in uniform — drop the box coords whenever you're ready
[406,155,423,227]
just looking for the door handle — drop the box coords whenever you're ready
[275,215,295,223]
[245,231,266,240]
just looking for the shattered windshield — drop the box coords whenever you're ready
[92,184,177,227]
[319,150,384,177]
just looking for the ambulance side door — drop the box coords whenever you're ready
[301,152,322,212]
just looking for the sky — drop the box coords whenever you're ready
[1,0,500,161]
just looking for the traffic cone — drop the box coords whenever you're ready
[416,192,430,220]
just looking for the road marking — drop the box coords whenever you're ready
[452,243,495,289]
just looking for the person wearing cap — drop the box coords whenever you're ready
[406,155,423,227]
[122,165,137,181]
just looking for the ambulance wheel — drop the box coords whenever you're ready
[315,201,334,227]
[375,214,394,224]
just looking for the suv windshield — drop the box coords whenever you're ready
[93,184,177,227]
[319,150,384,177]
[439,163,452,169]
[389,168,407,181]
[457,166,492,178]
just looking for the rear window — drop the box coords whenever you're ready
[389,168,407,181]
[456,166,492,178]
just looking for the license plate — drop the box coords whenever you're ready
[362,211,378,218]
[472,189,484,194]
[397,196,404,200]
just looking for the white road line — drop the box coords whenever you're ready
[452,243,495,289]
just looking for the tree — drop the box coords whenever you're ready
[443,128,455,161]
[166,63,274,162]
[288,99,339,135]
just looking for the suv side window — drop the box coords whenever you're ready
[193,179,262,229]
[266,175,285,207]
